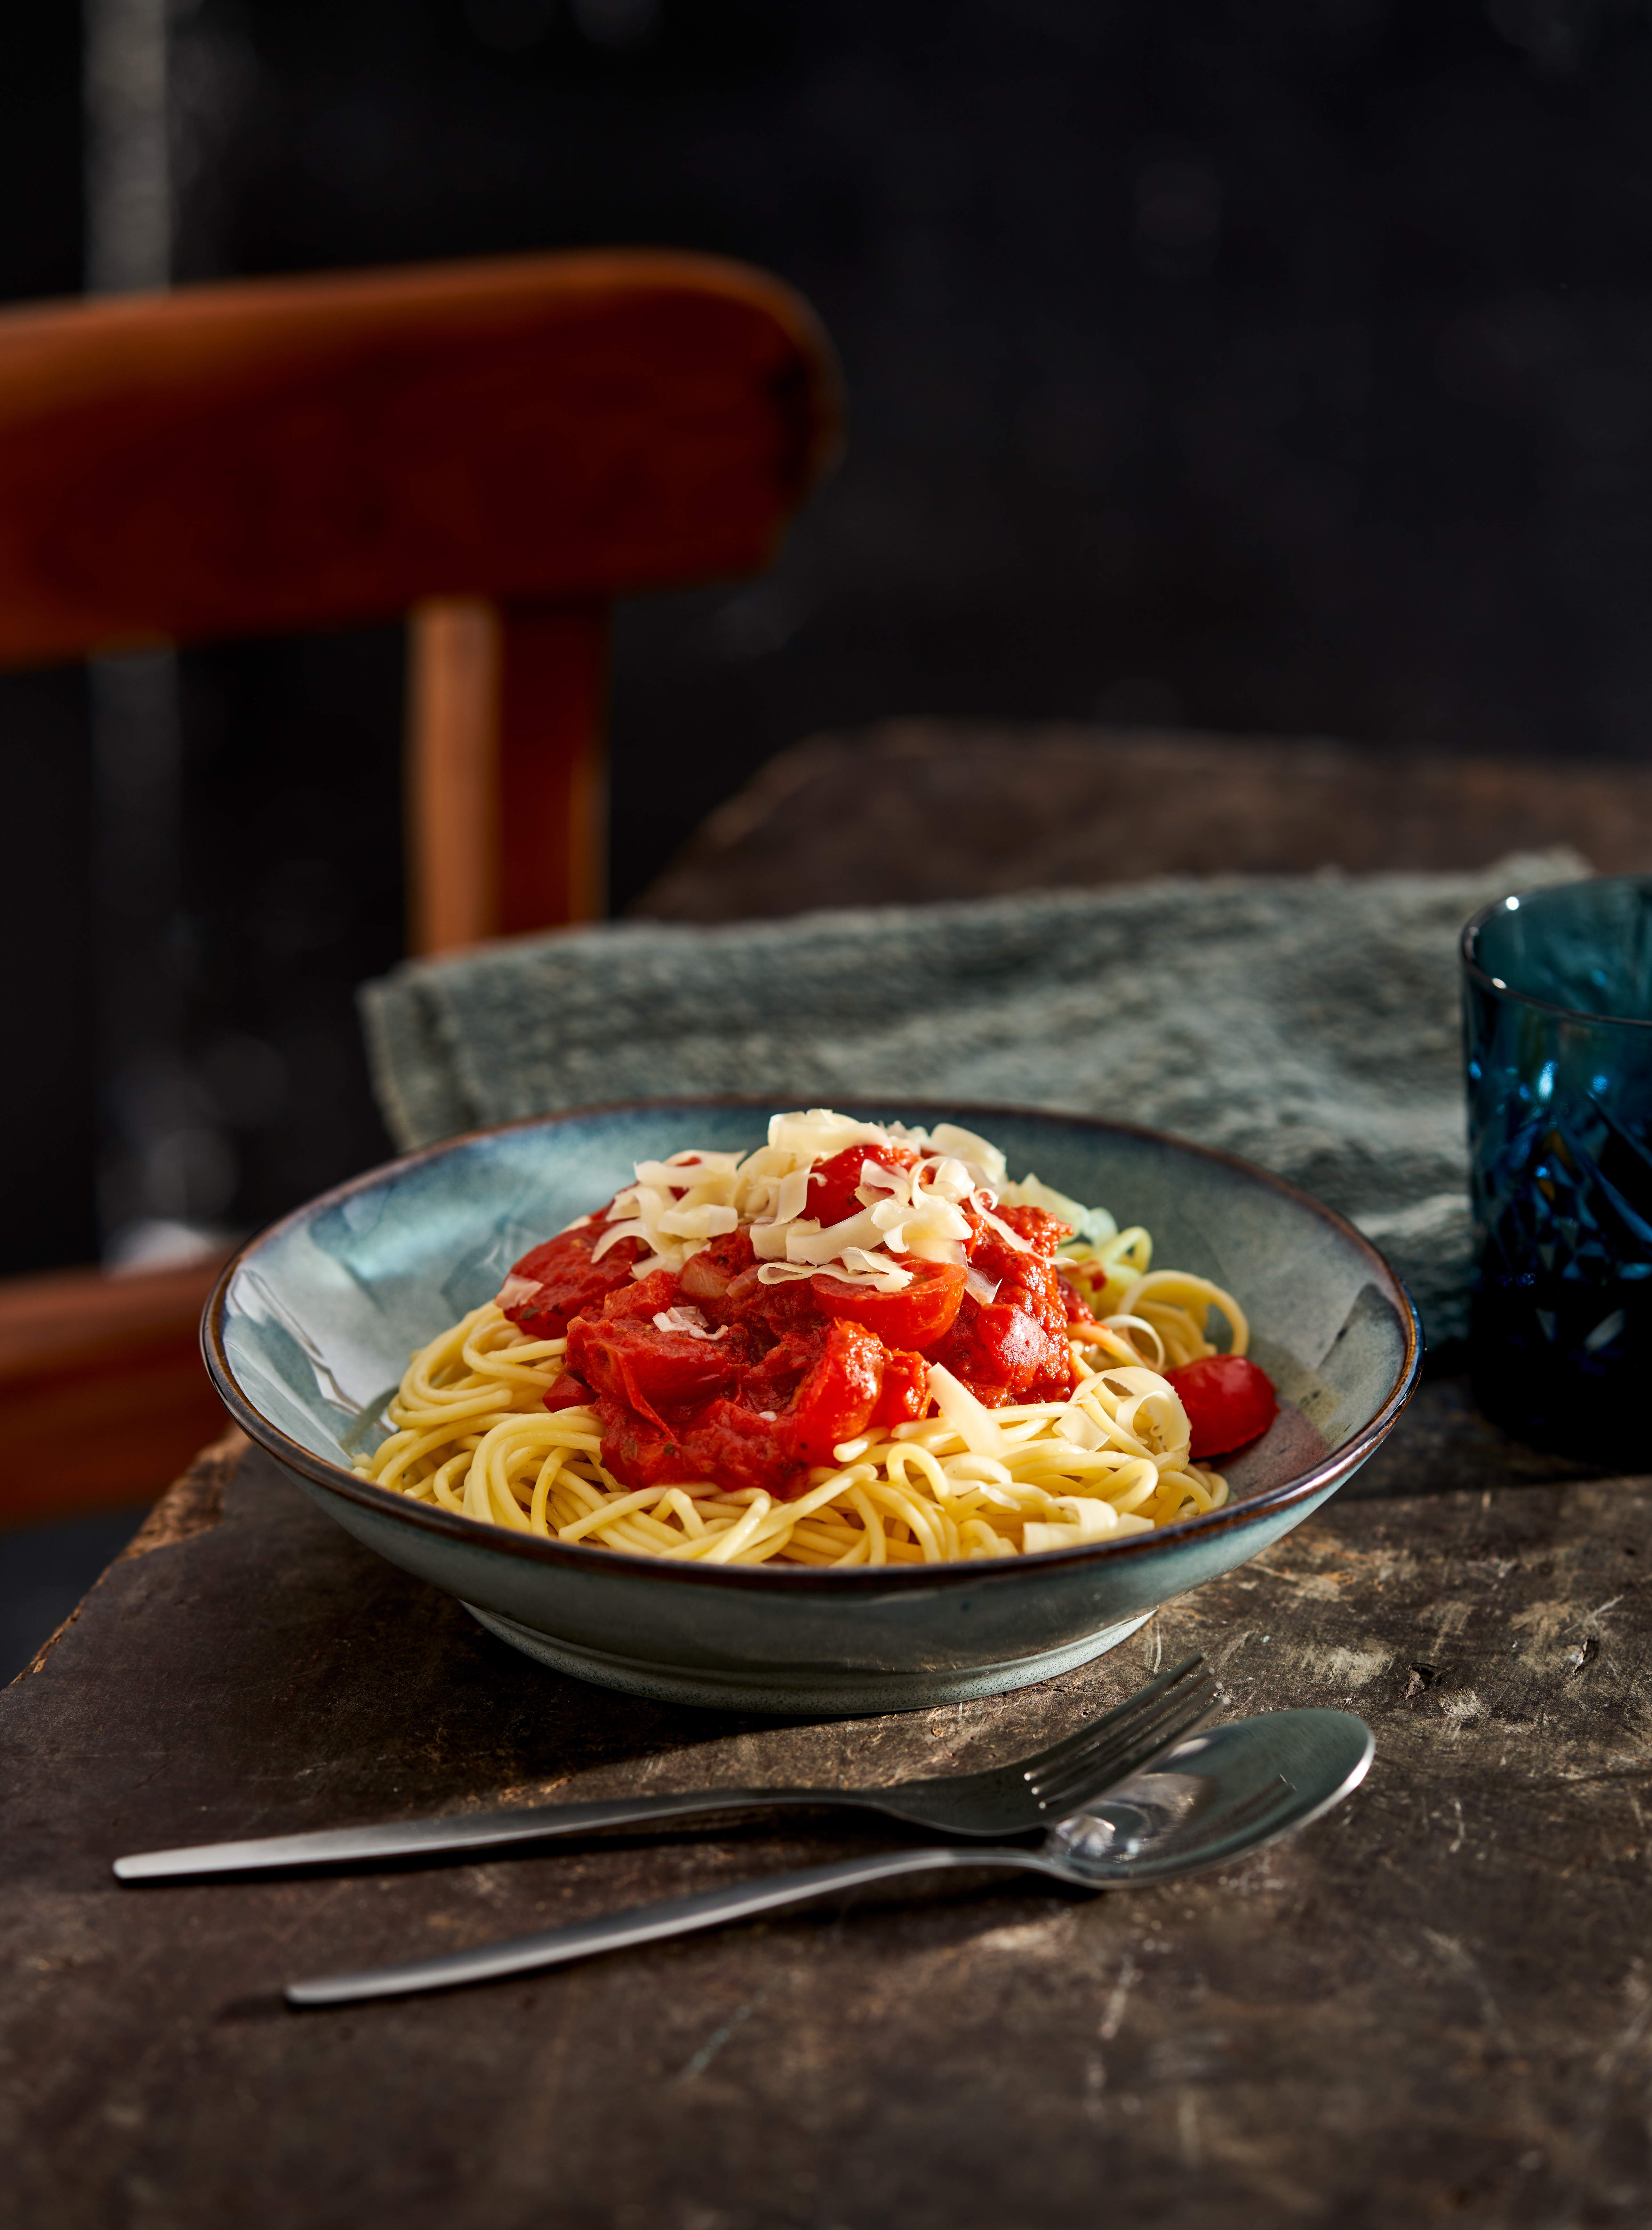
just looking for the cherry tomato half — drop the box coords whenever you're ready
[811,1258,966,1349]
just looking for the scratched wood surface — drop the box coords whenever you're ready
[4,1393,1649,2230]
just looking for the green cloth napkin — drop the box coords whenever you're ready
[359,851,1584,1346]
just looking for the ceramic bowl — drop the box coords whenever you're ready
[204,1099,1420,1715]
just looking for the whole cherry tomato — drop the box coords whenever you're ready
[804,1141,918,1230]
[1163,1354,1278,1459]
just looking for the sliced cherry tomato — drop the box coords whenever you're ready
[927,1254,1076,1406]
[676,1401,810,1499]
[740,1325,829,1413]
[872,1348,930,1427]
[805,1141,918,1230]
[1164,1354,1278,1459]
[811,1258,967,1349]
[499,1207,645,1338]
[971,1302,1050,1384]
[595,1393,699,1490]
[785,1318,887,1464]
[596,1268,680,1324]
[567,1306,741,1430]
[544,1373,595,1413]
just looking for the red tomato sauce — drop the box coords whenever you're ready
[499,1152,1093,1501]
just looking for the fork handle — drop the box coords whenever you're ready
[286,1845,1047,2007]
[113,1787,870,1882]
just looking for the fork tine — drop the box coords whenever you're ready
[1027,1671,1216,1804]
[1032,1688,1218,1813]
[1031,1669,1215,1787]
[1013,1653,1207,1780]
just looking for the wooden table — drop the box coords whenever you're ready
[6,1378,1649,2230]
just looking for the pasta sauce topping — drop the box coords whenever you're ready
[356,1110,1277,1567]
[499,1114,1089,1500]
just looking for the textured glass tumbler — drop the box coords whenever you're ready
[1464,875,1652,1462]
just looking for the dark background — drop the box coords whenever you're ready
[4,0,1651,1278]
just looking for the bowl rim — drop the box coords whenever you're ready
[203,1095,1422,1593]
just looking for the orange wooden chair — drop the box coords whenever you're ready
[0,249,839,1525]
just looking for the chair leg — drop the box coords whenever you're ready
[407,597,501,955]
[406,595,610,954]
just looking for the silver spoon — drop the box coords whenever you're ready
[287,1708,1373,2008]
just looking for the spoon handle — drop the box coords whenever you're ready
[285,1845,1040,2007]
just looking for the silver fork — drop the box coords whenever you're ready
[114,1653,1215,1883]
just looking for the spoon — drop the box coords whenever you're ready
[286,1708,1373,2007]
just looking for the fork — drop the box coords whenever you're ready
[113,1653,1215,1882]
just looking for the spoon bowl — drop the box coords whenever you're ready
[1046,1706,1370,1883]
[286,1708,1374,2006]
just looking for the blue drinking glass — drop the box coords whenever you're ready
[1463,874,1652,1461]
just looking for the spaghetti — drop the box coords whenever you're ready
[355,1110,1255,1566]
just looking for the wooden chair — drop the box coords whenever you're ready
[0,248,839,1525]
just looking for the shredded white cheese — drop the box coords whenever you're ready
[926,1363,1011,1459]
[652,1305,727,1342]
[500,1109,1122,1312]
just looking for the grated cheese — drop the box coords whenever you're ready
[652,1305,727,1342]
[505,1109,1124,1327]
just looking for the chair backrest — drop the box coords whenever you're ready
[0,248,839,947]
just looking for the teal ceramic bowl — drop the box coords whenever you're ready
[204,1100,1420,1715]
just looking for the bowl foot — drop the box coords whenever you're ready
[462,1602,1156,1715]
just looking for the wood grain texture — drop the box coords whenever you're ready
[634,720,1650,920]
[4,1416,1649,2229]
[0,1259,228,1524]
[0,251,839,666]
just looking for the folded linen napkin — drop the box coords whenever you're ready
[360,851,1586,1346]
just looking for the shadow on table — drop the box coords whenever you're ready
[1340,1360,1608,1500]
